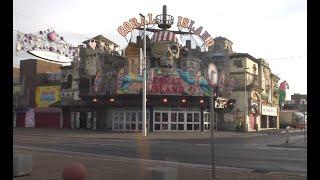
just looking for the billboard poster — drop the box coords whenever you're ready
[35,86,61,107]
[116,68,211,96]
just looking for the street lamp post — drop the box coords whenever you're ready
[208,65,218,180]
[210,87,216,180]
[245,67,248,132]
[139,13,147,136]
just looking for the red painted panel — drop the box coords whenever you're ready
[16,113,26,127]
[249,114,255,131]
[35,112,60,128]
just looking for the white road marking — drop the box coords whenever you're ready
[196,144,209,146]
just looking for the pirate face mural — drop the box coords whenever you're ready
[151,31,180,68]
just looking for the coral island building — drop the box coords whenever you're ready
[51,5,281,132]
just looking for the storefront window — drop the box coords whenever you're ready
[268,116,276,128]
[131,123,136,130]
[162,124,168,130]
[171,113,177,122]
[178,113,184,122]
[187,113,193,122]
[125,112,130,123]
[162,113,168,122]
[131,112,136,122]
[119,112,124,122]
[261,115,267,128]
[125,124,130,130]
[171,124,177,130]
[178,124,184,130]
[155,113,161,122]
[194,113,200,122]
[119,123,124,130]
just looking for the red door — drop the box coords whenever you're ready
[249,114,255,131]
[35,112,61,128]
[16,112,26,127]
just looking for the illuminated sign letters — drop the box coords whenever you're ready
[117,13,214,48]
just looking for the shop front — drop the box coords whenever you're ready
[153,107,201,131]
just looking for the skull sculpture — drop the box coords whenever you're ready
[151,31,180,68]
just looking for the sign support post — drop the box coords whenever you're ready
[140,13,147,137]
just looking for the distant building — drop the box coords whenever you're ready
[15,59,62,128]
[284,93,307,112]
[19,59,61,107]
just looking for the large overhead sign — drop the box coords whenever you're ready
[117,14,214,48]
[116,68,211,96]
[15,28,78,63]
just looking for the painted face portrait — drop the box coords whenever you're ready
[151,31,180,68]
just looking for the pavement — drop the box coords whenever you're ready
[13,148,307,180]
[13,127,305,140]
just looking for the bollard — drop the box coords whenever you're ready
[147,166,178,180]
[285,126,290,144]
[13,153,33,177]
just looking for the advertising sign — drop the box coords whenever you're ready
[117,13,214,48]
[35,86,61,107]
[261,106,277,116]
[116,68,210,96]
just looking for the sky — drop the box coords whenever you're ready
[13,0,307,99]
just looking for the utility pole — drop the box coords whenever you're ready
[208,66,218,180]
[139,13,147,136]
[210,87,216,180]
[245,67,248,132]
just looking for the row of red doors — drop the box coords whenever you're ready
[15,112,61,128]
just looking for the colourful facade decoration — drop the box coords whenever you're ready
[35,86,61,107]
[116,68,210,96]
[279,80,289,105]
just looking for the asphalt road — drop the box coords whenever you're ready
[13,129,307,175]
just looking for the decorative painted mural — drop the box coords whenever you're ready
[116,68,211,96]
